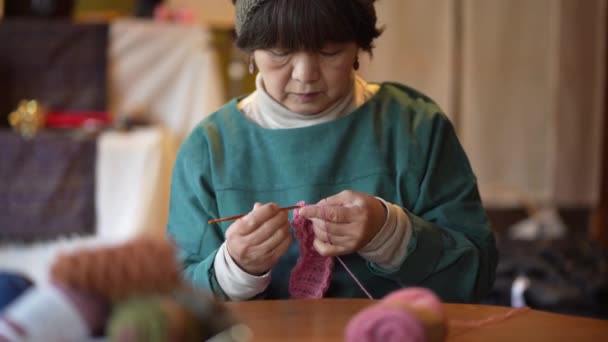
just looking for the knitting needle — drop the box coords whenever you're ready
[207,205,301,224]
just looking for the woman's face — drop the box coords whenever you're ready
[253,42,359,115]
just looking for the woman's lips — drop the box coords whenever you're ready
[292,92,322,103]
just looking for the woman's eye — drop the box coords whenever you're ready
[320,50,341,57]
[270,50,290,57]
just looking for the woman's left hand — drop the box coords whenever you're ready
[297,190,387,257]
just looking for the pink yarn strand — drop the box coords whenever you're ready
[449,307,530,328]
[318,205,374,300]
[336,256,374,300]
[448,306,530,339]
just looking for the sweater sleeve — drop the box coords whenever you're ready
[214,242,272,300]
[368,111,498,303]
[166,128,229,299]
[358,199,412,270]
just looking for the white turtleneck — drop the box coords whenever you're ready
[214,73,412,301]
[238,73,376,128]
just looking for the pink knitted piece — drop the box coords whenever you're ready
[289,201,334,299]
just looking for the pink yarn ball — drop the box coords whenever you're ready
[345,304,426,342]
[382,287,444,318]
[345,288,448,342]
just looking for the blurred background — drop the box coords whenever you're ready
[0,0,606,319]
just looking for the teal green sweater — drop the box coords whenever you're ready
[167,83,497,303]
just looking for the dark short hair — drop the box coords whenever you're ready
[235,0,383,53]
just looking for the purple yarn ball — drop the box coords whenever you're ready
[345,305,426,342]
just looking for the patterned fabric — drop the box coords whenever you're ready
[0,20,108,126]
[0,130,96,242]
[289,202,334,299]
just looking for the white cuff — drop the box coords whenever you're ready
[213,242,271,301]
[358,198,412,271]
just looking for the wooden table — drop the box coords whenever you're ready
[226,299,608,341]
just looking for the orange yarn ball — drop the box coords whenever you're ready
[50,237,181,300]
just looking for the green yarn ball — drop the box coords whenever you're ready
[107,297,169,342]
[107,296,204,342]
[106,286,241,341]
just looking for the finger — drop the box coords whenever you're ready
[313,238,347,257]
[310,221,352,247]
[317,190,362,206]
[298,204,354,223]
[310,218,351,238]
[273,233,293,258]
[250,222,291,261]
[311,219,330,243]
[310,219,356,250]
[227,221,290,267]
[235,203,281,235]
[246,209,289,246]
[261,232,292,266]
[262,223,292,258]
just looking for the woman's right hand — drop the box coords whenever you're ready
[225,203,292,275]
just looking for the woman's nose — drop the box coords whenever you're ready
[291,53,321,83]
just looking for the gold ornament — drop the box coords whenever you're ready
[8,100,46,139]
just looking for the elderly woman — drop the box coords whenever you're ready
[167,0,497,302]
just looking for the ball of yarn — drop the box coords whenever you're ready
[0,271,33,311]
[172,286,238,339]
[107,297,170,342]
[107,295,204,342]
[345,304,426,342]
[108,287,241,342]
[345,288,448,342]
[160,296,205,341]
[50,237,181,300]
[383,287,445,318]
